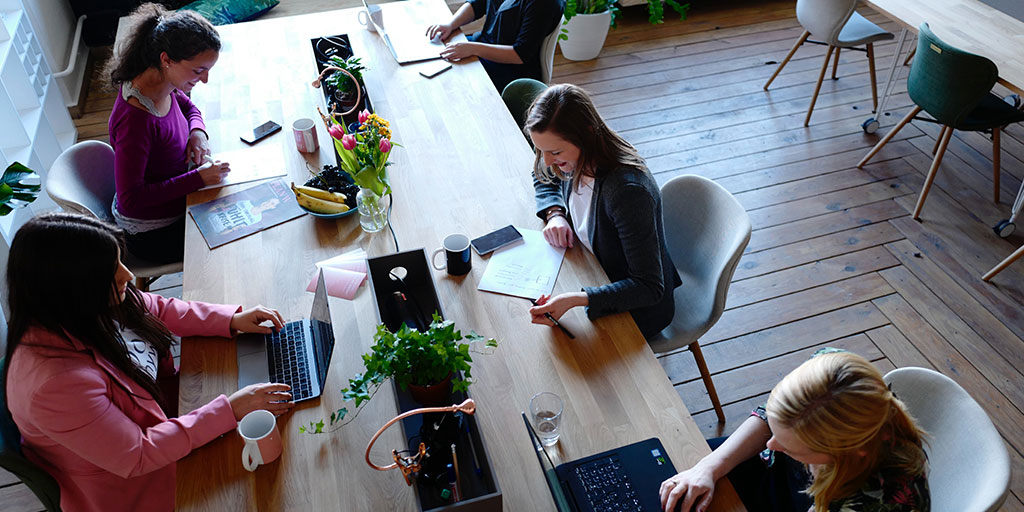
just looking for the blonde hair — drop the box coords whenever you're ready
[767,352,927,511]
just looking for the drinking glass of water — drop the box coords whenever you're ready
[530,391,563,446]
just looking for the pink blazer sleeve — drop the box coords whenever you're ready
[27,366,237,479]
[140,292,240,338]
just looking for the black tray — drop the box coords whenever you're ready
[309,33,374,128]
[367,249,444,332]
[392,382,502,511]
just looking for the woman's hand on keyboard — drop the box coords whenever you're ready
[659,462,716,512]
[229,383,294,420]
[231,306,285,334]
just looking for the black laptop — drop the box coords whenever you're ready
[522,412,678,512]
[236,271,336,402]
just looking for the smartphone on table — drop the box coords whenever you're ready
[240,120,282,145]
[472,225,523,255]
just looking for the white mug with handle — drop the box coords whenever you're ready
[357,9,377,33]
[238,409,282,471]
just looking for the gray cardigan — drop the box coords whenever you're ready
[534,165,682,339]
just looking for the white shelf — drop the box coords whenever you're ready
[0,1,77,244]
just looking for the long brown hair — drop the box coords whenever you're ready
[767,352,928,511]
[3,213,178,412]
[105,3,221,88]
[524,84,647,190]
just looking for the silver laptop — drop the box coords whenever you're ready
[236,271,336,402]
[362,0,445,64]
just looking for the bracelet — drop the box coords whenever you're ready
[545,209,566,222]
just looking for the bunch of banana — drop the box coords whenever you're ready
[291,183,350,214]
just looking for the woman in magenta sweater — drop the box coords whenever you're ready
[3,213,293,512]
[106,4,231,264]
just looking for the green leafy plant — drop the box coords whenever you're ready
[559,0,690,40]
[0,162,40,216]
[300,314,497,434]
[326,56,367,97]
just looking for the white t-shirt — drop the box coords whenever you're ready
[568,176,596,253]
[117,322,159,381]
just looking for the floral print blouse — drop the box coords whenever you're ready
[752,406,930,512]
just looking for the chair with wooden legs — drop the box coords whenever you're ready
[763,0,893,126]
[857,24,1024,220]
[983,244,1024,282]
[648,175,751,424]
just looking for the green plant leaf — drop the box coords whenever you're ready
[0,162,39,216]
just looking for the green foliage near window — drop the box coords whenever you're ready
[299,314,497,434]
[0,162,40,216]
[559,0,691,40]
[326,56,367,97]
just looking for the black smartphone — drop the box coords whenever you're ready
[240,120,282,145]
[471,225,523,255]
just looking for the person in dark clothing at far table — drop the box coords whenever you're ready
[426,0,564,91]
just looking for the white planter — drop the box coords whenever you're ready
[558,11,612,61]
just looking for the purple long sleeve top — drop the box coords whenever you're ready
[109,89,207,220]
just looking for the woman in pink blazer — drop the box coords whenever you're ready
[2,213,294,512]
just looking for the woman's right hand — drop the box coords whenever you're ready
[659,462,717,512]
[543,216,574,248]
[228,383,293,420]
[425,23,454,42]
[197,159,230,186]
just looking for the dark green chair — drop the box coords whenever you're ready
[857,23,1024,220]
[0,360,62,511]
[500,78,548,139]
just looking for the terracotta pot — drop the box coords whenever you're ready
[407,372,454,406]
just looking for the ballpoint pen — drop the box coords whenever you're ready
[529,298,576,339]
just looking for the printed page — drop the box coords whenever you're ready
[478,228,565,300]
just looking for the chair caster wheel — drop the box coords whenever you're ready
[862,118,879,134]
[994,219,1015,238]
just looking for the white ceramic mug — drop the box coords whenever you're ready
[238,410,282,471]
[293,118,318,153]
[357,9,377,33]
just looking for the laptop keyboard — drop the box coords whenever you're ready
[268,322,313,401]
[575,456,642,512]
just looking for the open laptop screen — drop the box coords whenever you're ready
[522,413,575,512]
[310,271,334,385]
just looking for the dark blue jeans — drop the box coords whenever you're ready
[707,437,814,512]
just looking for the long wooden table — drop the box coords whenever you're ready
[176,1,744,510]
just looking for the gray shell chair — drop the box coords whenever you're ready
[763,0,894,126]
[501,78,549,139]
[45,140,183,291]
[884,367,1010,512]
[857,23,1024,220]
[649,175,752,423]
[1,359,62,511]
[539,24,560,84]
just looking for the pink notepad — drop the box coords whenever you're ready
[306,266,367,300]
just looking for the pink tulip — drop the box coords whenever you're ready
[327,124,345,140]
[379,138,392,153]
[358,109,370,124]
[341,134,357,151]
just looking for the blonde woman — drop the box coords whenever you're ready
[660,350,929,512]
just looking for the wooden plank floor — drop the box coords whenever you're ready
[6,0,1016,510]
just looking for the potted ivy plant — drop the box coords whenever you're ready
[300,314,497,434]
[559,0,691,61]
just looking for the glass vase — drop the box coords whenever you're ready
[356,187,387,233]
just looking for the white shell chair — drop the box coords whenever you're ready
[763,0,894,126]
[884,367,1011,512]
[46,140,183,291]
[649,175,752,423]
[540,23,561,84]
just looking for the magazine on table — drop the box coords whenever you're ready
[188,178,304,249]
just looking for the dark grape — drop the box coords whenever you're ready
[305,164,359,208]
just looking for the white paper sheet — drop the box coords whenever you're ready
[197,144,287,191]
[478,228,565,300]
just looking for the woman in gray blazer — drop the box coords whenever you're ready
[527,84,681,339]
